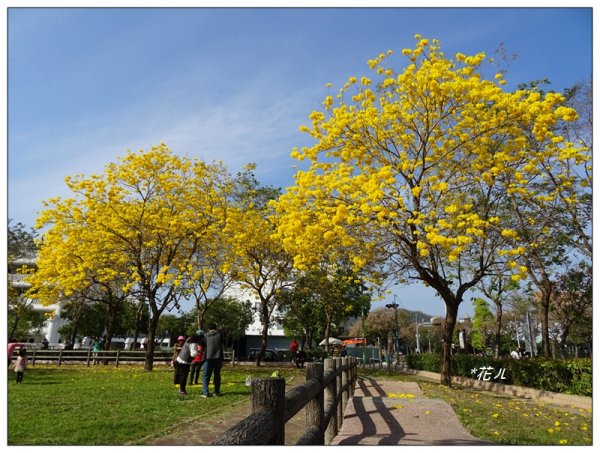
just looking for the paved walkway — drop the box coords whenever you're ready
[146,375,491,446]
[330,377,491,445]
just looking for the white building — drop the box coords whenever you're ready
[224,283,291,356]
[8,257,67,344]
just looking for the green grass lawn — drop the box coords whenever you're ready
[420,381,592,446]
[8,364,592,446]
[7,363,303,445]
[363,370,593,446]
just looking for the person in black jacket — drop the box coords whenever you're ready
[201,323,223,398]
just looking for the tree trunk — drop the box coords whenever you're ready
[558,321,571,359]
[144,310,160,371]
[133,300,145,351]
[195,298,207,330]
[103,302,118,351]
[69,299,85,349]
[440,302,459,387]
[9,311,21,341]
[255,297,270,367]
[538,283,553,359]
[324,320,332,354]
[493,302,503,359]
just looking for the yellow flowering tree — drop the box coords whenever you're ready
[223,174,294,366]
[176,225,236,331]
[29,145,233,370]
[275,36,586,385]
[27,202,136,351]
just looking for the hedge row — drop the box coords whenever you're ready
[406,353,592,397]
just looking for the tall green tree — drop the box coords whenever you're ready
[279,268,371,350]
[470,298,495,353]
[8,220,37,260]
[478,267,520,358]
[551,262,592,357]
[278,285,324,350]
[7,221,44,342]
[202,296,254,345]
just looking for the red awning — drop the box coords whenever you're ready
[343,338,367,345]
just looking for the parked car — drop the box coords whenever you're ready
[247,348,277,361]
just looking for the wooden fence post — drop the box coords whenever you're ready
[58,349,63,366]
[115,349,121,367]
[335,357,343,430]
[305,362,324,444]
[341,357,349,416]
[351,357,357,396]
[324,358,337,444]
[86,348,91,367]
[252,377,286,445]
[31,348,37,366]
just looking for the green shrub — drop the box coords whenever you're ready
[407,353,591,396]
[306,348,328,362]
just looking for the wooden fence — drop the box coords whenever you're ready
[12,348,235,367]
[211,356,358,445]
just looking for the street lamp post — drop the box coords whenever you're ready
[385,297,400,357]
[415,315,421,353]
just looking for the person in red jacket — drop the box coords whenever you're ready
[189,331,205,386]
[289,339,299,358]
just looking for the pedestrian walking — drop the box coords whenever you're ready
[289,338,299,364]
[14,348,28,384]
[7,342,24,366]
[176,332,202,396]
[92,337,103,365]
[295,349,307,368]
[81,336,92,349]
[172,336,186,386]
[189,331,205,386]
[124,337,134,351]
[202,323,223,398]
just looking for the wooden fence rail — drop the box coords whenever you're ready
[211,356,358,446]
[13,348,235,367]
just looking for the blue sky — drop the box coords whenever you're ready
[4,4,594,318]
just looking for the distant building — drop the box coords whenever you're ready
[9,257,294,356]
[224,283,290,358]
[8,257,67,344]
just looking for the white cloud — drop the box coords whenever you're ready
[8,64,322,227]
